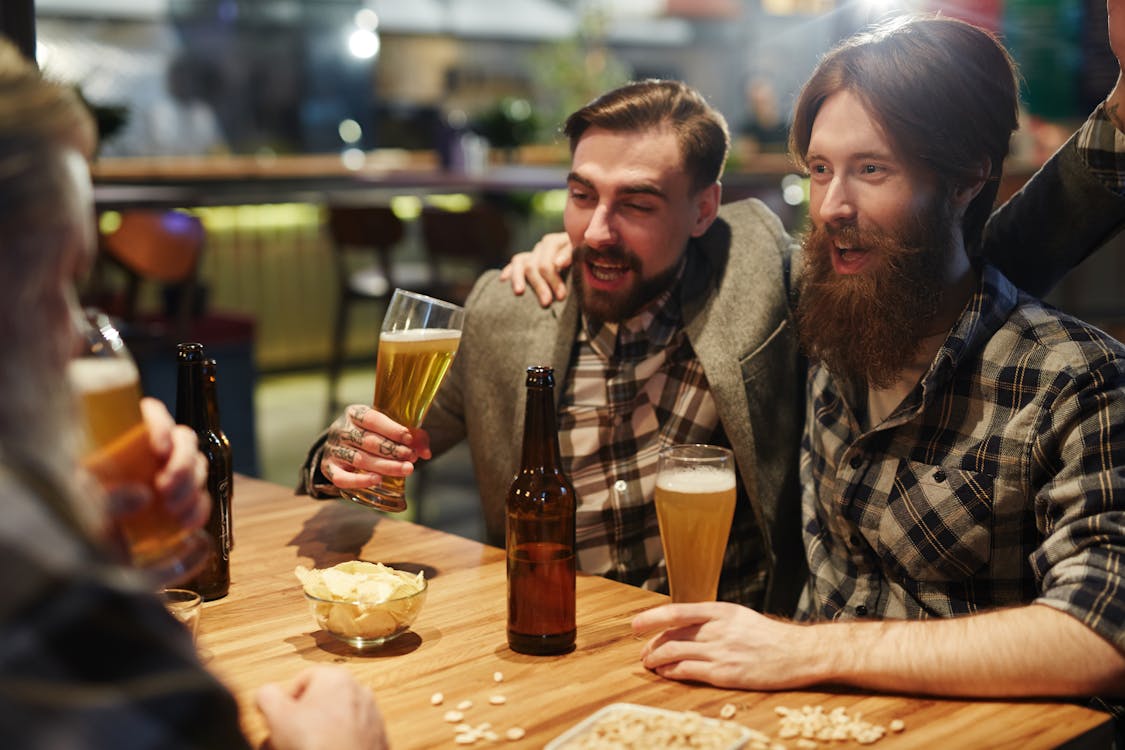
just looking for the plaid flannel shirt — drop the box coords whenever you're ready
[558,282,763,603]
[797,264,1125,655]
[1078,101,1125,193]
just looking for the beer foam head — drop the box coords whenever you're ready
[656,466,736,493]
[380,328,462,343]
[67,356,139,394]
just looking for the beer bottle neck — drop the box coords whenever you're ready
[202,362,223,434]
[175,344,208,434]
[520,384,562,471]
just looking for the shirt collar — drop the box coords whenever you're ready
[581,264,686,363]
[902,263,1020,414]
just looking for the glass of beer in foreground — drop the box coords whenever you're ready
[342,289,464,512]
[68,310,210,584]
[654,444,737,602]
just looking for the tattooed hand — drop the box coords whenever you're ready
[319,405,433,490]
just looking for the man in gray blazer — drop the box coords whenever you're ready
[303,72,1125,614]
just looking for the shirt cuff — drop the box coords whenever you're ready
[1074,101,1125,195]
[298,439,342,499]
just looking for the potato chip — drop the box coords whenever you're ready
[297,561,426,642]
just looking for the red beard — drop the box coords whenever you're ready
[795,199,955,389]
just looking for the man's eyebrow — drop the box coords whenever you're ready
[567,171,593,189]
[619,183,667,199]
[566,172,667,198]
[805,149,897,164]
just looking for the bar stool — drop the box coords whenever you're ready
[417,203,511,306]
[325,205,406,418]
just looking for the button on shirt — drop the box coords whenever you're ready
[798,264,1125,658]
[558,283,718,592]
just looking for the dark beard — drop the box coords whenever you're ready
[795,199,955,389]
[572,244,683,324]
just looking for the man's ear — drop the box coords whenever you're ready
[951,159,992,210]
[690,181,722,237]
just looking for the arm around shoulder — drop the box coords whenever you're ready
[982,119,1125,297]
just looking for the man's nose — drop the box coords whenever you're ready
[816,175,856,226]
[584,204,618,248]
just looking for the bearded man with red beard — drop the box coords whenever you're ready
[629,14,1125,723]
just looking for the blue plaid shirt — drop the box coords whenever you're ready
[798,264,1125,656]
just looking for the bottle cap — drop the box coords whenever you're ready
[525,365,553,386]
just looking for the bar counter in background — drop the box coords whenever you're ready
[90,146,1121,381]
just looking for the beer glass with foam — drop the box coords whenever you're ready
[68,310,209,582]
[342,289,464,512]
[654,444,736,602]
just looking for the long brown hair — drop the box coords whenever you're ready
[563,79,730,194]
[789,15,1019,251]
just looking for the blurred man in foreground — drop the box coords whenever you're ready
[632,14,1125,706]
[0,39,386,749]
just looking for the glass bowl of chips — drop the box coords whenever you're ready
[297,561,427,649]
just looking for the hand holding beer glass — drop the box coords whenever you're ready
[342,289,464,512]
[654,444,736,603]
[68,310,210,583]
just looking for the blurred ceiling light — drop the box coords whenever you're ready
[35,41,50,67]
[348,28,381,60]
[781,174,807,206]
[861,0,904,16]
[355,8,380,32]
[341,148,367,171]
[338,119,363,144]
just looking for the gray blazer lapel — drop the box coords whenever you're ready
[680,220,763,521]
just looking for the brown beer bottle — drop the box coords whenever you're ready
[175,344,232,600]
[506,366,576,655]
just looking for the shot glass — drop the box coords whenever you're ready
[160,587,202,641]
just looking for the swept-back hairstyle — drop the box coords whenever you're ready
[789,15,1019,251]
[563,79,731,194]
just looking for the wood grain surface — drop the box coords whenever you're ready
[198,476,1114,749]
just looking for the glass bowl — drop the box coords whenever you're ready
[305,578,427,649]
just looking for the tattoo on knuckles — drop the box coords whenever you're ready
[331,446,358,464]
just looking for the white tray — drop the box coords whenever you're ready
[544,702,754,750]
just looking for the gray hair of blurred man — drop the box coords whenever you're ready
[789,14,1019,252]
[563,79,731,195]
[0,39,98,512]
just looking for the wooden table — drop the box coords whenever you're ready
[202,476,1114,749]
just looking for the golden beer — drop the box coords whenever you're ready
[373,329,462,428]
[346,328,461,506]
[343,288,464,513]
[654,463,736,603]
[69,357,191,564]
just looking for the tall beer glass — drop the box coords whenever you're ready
[343,289,464,512]
[68,310,210,583]
[654,444,736,602]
